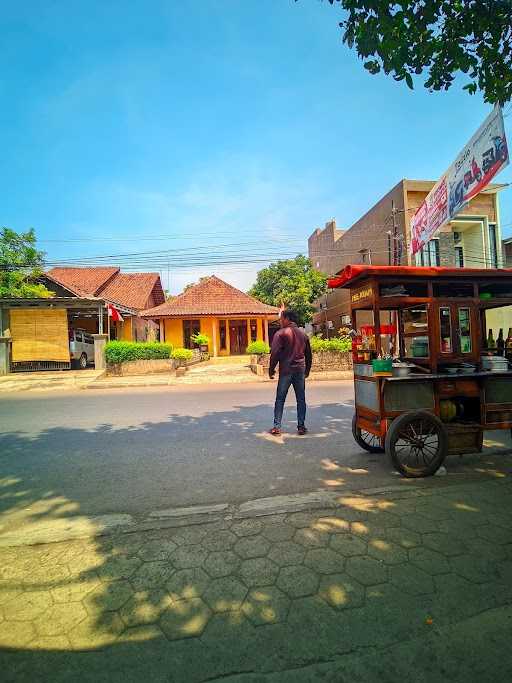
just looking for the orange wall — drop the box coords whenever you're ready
[164,319,183,348]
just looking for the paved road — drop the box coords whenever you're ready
[1,382,511,532]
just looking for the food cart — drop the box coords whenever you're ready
[328,265,512,477]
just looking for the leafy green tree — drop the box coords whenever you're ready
[316,1,512,104]
[249,255,327,326]
[0,228,54,298]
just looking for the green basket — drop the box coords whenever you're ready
[372,358,392,373]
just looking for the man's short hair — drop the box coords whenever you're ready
[282,309,298,324]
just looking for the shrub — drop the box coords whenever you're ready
[191,332,210,346]
[310,335,351,353]
[105,341,173,365]
[171,347,194,361]
[246,340,270,355]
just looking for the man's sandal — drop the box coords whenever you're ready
[297,426,308,436]
[269,427,282,436]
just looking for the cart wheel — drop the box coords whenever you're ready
[385,411,447,478]
[352,415,384,453]
[79,353,88,369]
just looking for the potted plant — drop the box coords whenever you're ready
[191,332,210,353]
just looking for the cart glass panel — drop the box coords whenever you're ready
[439,307,452,353]
[402,306,429,358]
[458,307,472,353]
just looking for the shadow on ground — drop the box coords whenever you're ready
[1,404,512,681]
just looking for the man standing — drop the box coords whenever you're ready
[269,309,312,436]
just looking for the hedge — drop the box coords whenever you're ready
[310,335,351,353]
[246,341,270,355]
[171,348,194,361]
[105,341,173,364]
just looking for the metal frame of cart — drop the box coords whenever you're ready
[328,265,512,477]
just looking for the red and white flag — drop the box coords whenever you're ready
[107,303,123,322]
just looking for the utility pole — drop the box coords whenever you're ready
[391,200,399,265]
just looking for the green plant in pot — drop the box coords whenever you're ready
[191,332,210,352]
[246,341,270,355]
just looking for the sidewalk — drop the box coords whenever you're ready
[0,369,104,393]
[2,477,512,682]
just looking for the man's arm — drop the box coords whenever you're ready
[269,330,283,377]
[304,336,312,377]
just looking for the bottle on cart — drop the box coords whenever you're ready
[506,328,512,361]
[497,329,505,356]
[487,329,496,353]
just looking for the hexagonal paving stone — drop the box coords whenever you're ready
[231,519,263,537]
[268,541,305,568]
[23,563,71,585]
[160,598,212,640]
[450,554,495,584]
[34,602,88,637]
[29,635,72,650]
[171,526,208,546]
[385,527,422,549]
[130,561,175,590]
[203,577,248,613]
[137,540,177,562]
[170,545,209,570]
[261,523,295,543]
[330,534,367,557]
[0,587,23,606]
[239,558,279,587]
[319,573,365,611]
[304,549,344,575]
[497,560,512,582]
[422,533,468,557]
[97,556,142,582]
[167,568,210,601]
[119,589,173,627]
[242,586,290,625]
[50,578,100,604]
[68,613,124,649]
[294,528,330,548]
[409,547,451,575]
[390,564,435,595]
[313,516,350,534]
[204,551,241,578]
[345,556,387,586]
[2,590,53,621]
[234,535,271,560]
[0,620,36,647]
[202,531,237,553]
[277,565,319,598]
[367,538,408,566]
[84,580,134,614]
[476,524,511,545]
[286,512,319,528]
[464,538,508,562]
[401,514,440,534]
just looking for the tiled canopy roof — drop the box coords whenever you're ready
[141,275,279,318]
[46,267,165,311]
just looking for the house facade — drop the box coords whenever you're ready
[309,178,507,332]
[141,275,279,356]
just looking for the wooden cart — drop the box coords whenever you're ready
[328,265,512,477]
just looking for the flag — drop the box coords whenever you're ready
[107,303,123,322]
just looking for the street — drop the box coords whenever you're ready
[1,381,512,535]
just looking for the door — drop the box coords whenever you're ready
[10,309,70,363]
[436,303,478,362]
[229,320,248,355]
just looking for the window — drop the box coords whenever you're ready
[439,307,452,353]
[458,307,472,353]
[489,223,498,268]
[183,319,200,349]
[402,306,429,359]
[455,246,464,268]
[219,320,227,350]
[418,239,440,267]
[250,319,257,342]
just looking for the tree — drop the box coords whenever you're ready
[317,1,512,104]
[0,228,54,298]
[249,255,327,326]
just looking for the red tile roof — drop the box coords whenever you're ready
[46,267,165,311]
[47,267,119,297]
[141,275,279,318]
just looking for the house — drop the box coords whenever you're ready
[141,275,279,356]
[45,267,165,341]
[308,178,508,332]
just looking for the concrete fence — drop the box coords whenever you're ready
[250,351,353,375]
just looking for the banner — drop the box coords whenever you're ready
[410,107,509,256]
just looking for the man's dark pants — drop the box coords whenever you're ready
[273,371,306,429]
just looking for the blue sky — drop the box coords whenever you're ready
[2,0,511,293]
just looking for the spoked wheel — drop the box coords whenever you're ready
[385,411,447,478]
[352,415,384,453]
[79,353,88,369]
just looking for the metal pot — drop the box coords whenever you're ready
[392,363,413,377]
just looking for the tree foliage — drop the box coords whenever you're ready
[319,0,512,104]
[0,228,54,299]
[249,255,327,326]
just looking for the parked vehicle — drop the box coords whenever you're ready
[69,328,94,369]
